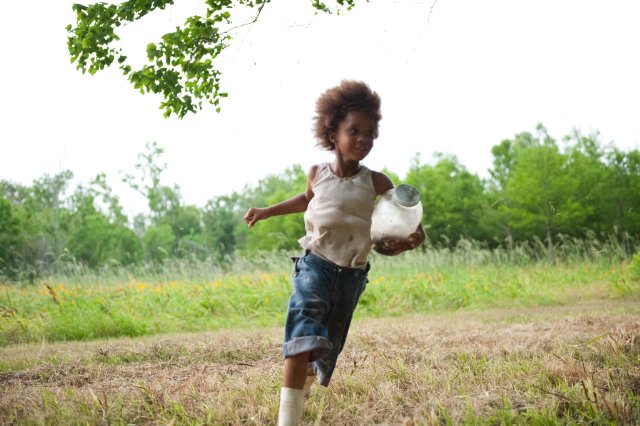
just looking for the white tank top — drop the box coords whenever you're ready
[299,162,376,268]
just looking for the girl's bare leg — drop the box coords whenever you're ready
[279,352,311,425]
[283,352,310,389]
[303,366,316,397]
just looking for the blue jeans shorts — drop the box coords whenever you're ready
[283,251,369,387]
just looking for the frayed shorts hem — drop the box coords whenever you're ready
[283,335,332,362]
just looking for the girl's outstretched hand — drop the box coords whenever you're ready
[373,228,425,256]
[244,207,269,227]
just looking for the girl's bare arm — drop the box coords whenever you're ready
[373,224,426,255]
[244,165,318,228]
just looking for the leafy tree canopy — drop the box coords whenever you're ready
[66,0,360,118]
[405,153,488,246]
[3,126,639,279]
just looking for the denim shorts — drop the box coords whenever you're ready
[283,251,369,387]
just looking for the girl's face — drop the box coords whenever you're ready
[331,110,379,162]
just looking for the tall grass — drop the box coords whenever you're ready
[1,237,638,346]
[11,234,635,287]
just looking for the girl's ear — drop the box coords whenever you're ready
[328,131,336,144]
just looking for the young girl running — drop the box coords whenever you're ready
[243,80,425,425]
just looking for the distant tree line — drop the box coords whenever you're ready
[1,125,639,280]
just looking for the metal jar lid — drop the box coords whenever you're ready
[392,184,421,207]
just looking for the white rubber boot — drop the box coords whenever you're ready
[278,387,305,426]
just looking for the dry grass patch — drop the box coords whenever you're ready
[1,299,639,424]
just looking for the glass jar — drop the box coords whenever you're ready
[371,184,423,242]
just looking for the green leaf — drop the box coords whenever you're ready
[67,0,359,117]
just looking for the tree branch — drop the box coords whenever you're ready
[223,1,267,34]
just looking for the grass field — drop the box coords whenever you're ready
[1,299,638,424]
[1,248,637,346]
[1,248,639,424]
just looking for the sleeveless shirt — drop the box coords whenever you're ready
[299,162,377,269]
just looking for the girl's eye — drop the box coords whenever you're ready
[349,129,357,135]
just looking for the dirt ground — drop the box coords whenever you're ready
[1,298,639,424]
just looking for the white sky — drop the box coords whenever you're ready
[1,0,639,217]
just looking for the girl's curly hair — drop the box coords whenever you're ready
[313,80,382,150]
